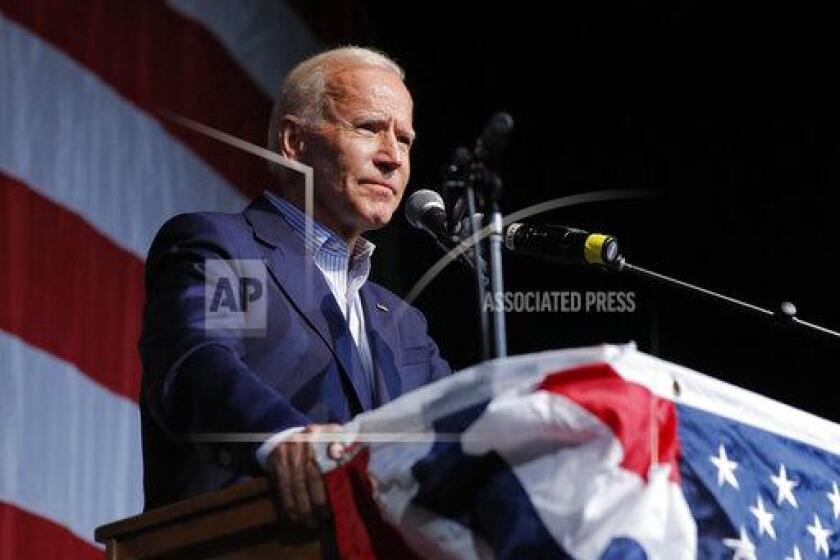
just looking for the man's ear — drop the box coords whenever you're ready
[279,116,306,161]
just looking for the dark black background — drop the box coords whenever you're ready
[296,2,840,420]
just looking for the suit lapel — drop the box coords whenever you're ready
[243,196,373,411]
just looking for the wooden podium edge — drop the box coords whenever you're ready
[94,477,322,559]
[95,478,273,542]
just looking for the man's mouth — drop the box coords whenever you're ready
[359,180,396,196]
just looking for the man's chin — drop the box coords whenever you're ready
[361,214,393,231]
[356,205,397,231]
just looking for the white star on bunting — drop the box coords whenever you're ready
[785,544,803,560]
[748,495,776,540]
[770,464,799,508]
[710,444,739,489]
[722,526,756,560]
[806,514,833,557]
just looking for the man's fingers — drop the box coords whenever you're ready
[272,447,297,522]
[269,424,342,527]
[289,440,315,526]
[305,458,330,520]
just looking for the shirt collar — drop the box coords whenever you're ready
[262,191,376,264]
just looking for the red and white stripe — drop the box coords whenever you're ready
[0,1,319,555]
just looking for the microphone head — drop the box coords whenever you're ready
[584,234,620,266]
[477,112,515,160]
[405,189,445,230]
[481,112,514,147]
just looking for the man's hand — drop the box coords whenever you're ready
[267,423,345,528]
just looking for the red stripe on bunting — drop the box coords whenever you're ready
[0,171,144,402]
[3,0,275,200]
[539,362,682,483]
[323,446,420,560]
[0,502,102,560]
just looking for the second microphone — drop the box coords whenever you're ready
[504,223,621,268]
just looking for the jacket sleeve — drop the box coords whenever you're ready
[139,213,309,474]
[407,304,452,383]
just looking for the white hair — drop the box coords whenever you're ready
[267,46,405,153]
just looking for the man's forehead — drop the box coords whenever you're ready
[327,63,404,87]
[325,65,413,116]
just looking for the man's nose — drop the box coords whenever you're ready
[373,131,404,173]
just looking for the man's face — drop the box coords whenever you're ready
[300,66,415,239]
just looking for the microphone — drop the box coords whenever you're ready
[504,223,622,268]
[475,112,514,162]
[405,189,487,276]
[405,189,448,242]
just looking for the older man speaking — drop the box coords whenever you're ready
[139,47,450,527]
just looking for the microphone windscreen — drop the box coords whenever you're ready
[405,189,445,230]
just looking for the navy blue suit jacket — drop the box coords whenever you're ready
[139,195,450,509]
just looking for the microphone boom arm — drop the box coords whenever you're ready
[611,257,840,342]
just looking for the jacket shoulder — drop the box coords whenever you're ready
[147,210,251,259]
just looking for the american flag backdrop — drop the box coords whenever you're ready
[318,345,840,559]
[0,2,320,556]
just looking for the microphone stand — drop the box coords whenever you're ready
[445,113,514,360]
[463,182,493,361]
[610,257,840,342]
[480,168,508,358]
[444,168,492,360]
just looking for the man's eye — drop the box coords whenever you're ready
[355,122,378,134]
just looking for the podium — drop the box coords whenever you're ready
[94,478,324,559]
